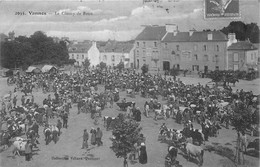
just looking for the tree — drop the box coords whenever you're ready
[82,58,91,69]
[1,31,70,69]
[141,64,149,74]
[99,61,107,70]
[230,103,252,165]
[110,118,142,166]
[116,61,124,71]
[221,21,259,43]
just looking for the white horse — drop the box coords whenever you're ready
[12,137,28,156]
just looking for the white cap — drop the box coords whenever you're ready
[141,142,145,146]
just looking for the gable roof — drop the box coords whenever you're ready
[135,26,167,41]
[0,33,8,42]
[162,32,190,42]
[228,41,258,50]
[98,40,134,53]
[189,31,228,42]
[68,42,92,53]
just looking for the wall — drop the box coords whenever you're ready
[160,41,227,72]
[88,42,100,66]
[69,52,88,66]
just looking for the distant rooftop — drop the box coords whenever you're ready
[228,41,258,50]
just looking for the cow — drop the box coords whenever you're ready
[183,142,204,166]
[165,146,178,167]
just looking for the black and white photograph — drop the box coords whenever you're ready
[0,0,259,167]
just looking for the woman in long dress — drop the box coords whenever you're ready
[90,128,96,145]
[139,143,147,164]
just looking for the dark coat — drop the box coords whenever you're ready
[139,146,147,164]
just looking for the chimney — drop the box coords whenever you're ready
[92,41,97,47]
[189,29,195,36]
[166,24,178,34]
[227,33,237,47]
[207,33,213,40]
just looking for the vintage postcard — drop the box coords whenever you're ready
[0,0,259,167]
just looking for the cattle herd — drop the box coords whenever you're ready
[1,67,259,167]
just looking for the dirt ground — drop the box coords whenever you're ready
[0,76,259,167]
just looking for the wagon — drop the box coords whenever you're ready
[116,102,133,111]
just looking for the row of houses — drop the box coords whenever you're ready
[68,40,135,68]
[134,24,259,72]
[68,24,259,72]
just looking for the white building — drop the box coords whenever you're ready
[98,40,134,68]
[68,41,100,66]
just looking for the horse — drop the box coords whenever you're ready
[50,125,59,144]
[43,126,52,145]
[12,137,29,156]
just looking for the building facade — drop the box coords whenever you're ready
[227,41,258,71]
[134,24,229,72]
[68,41,100,66]
[99,40,134,68]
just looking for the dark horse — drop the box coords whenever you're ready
[44,127,52,145]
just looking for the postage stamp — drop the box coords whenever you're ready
[204,0,241,19]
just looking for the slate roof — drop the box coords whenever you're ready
[135,26,167,41]
[136,26,228,42]
[68,42,92,53]
[0,33,8,42]
[190,31,228,42]
[98,40,134,53]
[162,32,190,42]
[228,41,258,50]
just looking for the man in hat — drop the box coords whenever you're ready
[96,127,103,146]
[82,129,89,149]
[25,140,32,161]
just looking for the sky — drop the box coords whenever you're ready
[0,0,259,41]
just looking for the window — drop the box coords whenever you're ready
[165,43,167,48]
[143,59,146,62]
[136,50,139,55]
[154,42,157,47]
[77,54,79,59]
[194,54,198,61]
[143,50,146,57]
[137,42,139,47]
[176,45,179,51]
[194,44,198,51]
[215,66,219,70]
[204,55,209,61]
[122,55,125,61]
[251,54,254,60]
[143,42,146,47]
[171,51,175,55]
[103,55,107,61]
[72,54,74,59]
[214,55,219,62]
[82,55,84,59]
[216,45,219,51]
[234,64,239,71]
[233,53,239,62]
[112,55,115,61]
[175,54,180,60]
[203,45,207,51]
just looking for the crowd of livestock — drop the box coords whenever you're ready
[1,67,259,166]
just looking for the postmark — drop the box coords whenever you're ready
[204,0,241,19]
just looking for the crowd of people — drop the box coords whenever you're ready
[1,66,259,166]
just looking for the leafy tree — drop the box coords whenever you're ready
[1,31,71,69]
[141,64,149,74]
[99,61,107,70]
[116,61,124,71]
[110,118,142,166]
[82,58,91,69]
[230,103,252,165]
[221,21,259,43]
